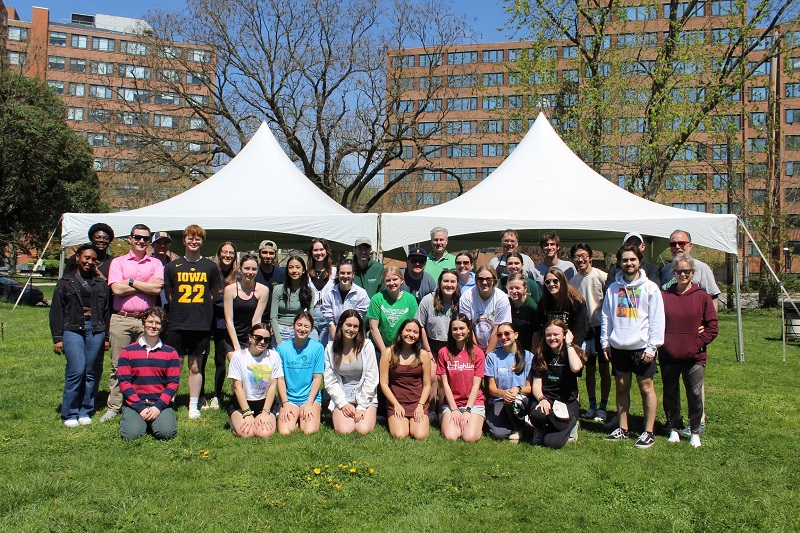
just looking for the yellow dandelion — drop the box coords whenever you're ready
[454,487,459,492]
[306,476,311,481]
[324,465,329,469]
[338,463,344,468]
[369,468,375,474]
[352,460,357,464]
[335,484,342,490]
[315,483,320,487]
[350,468,356,473]
[327,478,333,483]
[314,468,321,475]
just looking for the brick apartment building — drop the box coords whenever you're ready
[3,5,214,210]
[383,5,800,274]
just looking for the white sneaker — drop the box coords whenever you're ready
[690,434,702,448]
[668,430,680,443]
[78,416,93,426]
[188,408,202,420]
[593,409,607,423]
[208,397,220,410]
[99,409,119,422]
[63,419,80,428]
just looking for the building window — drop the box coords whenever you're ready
[187,49,212,63]
[447,97,477,111]
[712,28,739,44]
[185,142,204,153]
[483,120,504,134]
[187,117,204,130]
[419,53,442,67]
[712,144,741,160]
[711,0,741,15]
[68,83,85,97]
[88,109,111,123]
[418,99,442,112]
[678,30,706,45]
[482,143,504,157]
[418,122,441,135]
[749,61,771,76]
[118,112,148,126]
[420,170,439,181]
[158,68,181,82]
[48,56,66,71]
[483,73,504,87]
[751,189,766,204]
[159,46,182,59]
[87,133,110,147]
[419,76,443,89]
[531,94,557,108]
[416,192,441,206]
[187,94,209,106]
[91,61,115,75]
[789,57,800,72]
[71,34,88,48]
[713,173,728,189]
[47,81,64,95]
[562,46,578,59]
[8,51,27,65]
[67,107,84,121]
[400,145,414,159]
[482,96,504,110]
[508,95,523,109]
[508,48,526,62]
[481,168,497,180]
[119,64,152,79]
[618,118,647,133]
[8,27,29,41]
[787,109,800,125]
[483,50,504,63]
[663,2,705,18]
[448,74,477,88]
[747,138,767,152]
[671,203,707,212]
[446,121,478,135]
[93,158,110,171]
[391,55,415,68]
[447,168,477,181]
[666,174,704,190]
[89,85,113,99]
[155,92,180,106]
[446,144,477,158]
[187,71,208,85]
[623,4,657,20]
[786,188,800,203]
[561,69,579,83]
[120,41,149,56]
[749,163,767,177]
[712,115,741,131]
[787,135,800,151]
[788,83,800,98]
[508,119,524,133]
[50,31,67,46]
[711,203,729,214]
[118,88,150,103]
[92,37,115,52]
[69,59,86,73]
[448,51,477,65]
[584,35,611,49]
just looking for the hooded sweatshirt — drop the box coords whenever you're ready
[600,269,665,354]
[660,283,718,364]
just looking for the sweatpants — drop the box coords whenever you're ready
[661,360,705,433]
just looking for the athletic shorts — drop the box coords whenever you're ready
[165,330,210,358]
[227,398,279,417]
[610,347,658,378]
[441,404,486,417]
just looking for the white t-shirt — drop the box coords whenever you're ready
[459,287,512,351]
[569,267,608,327]
[228,347,283,401]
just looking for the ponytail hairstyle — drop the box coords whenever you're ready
[497,322,526,375]
[433,269,461,314]
[446,313,475,363]
[331,309,365,368]
[535,319,586,373]
[389,318,423,369]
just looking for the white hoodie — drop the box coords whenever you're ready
[600,269,665,354]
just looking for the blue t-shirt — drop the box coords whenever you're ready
[277,338,325,405]
[485,348,534,404]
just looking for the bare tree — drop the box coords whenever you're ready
[124,0,474,212]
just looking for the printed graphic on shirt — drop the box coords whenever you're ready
[248,362,275,397]
[615,287,641,319]
[445,360,475,372]
[382,304,411,328]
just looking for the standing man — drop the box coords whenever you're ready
[163,225,223,420]
[68,223,115,279]
[605,233,661,287]
[150,231,174,266]
[254,239,285,322]
[402,247,437,303]
[353,237,384,298]
[425,227,456,282]
[535,232,576,280]
[489,229,541,282]
[101,224,164,422]
[660,230,721,309]
[569,243,610,422]
[601,244,665,449]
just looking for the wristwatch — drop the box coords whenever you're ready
[128,278,135,287]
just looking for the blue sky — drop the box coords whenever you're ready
[8,0,515,43]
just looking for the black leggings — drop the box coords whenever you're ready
[203,329,228,401]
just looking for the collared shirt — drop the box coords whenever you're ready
[108,250,165,313]
[138,335,163,354]
[424,251,456,282]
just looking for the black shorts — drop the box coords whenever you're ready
[165,330,210,358]
[610,347,658,378]
[227,398,278,417]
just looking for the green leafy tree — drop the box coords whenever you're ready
[0,72,106,268]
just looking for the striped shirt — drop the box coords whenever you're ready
[118,337,180,412]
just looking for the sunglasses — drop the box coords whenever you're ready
[673,269,692,276]
[131,235,151,242]
[669,241,690,247]
[252,334,271,344]
[455,260,471,265]
[497,331,514,338]
[544,279,560,286]
[477,276,496,283]
[409,258,426,264]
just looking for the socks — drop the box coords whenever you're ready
[189,397,199,411]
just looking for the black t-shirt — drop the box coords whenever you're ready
[164,257,223,331]
[536,298,588,346]
[511,297,538,350]
[255,265,285,322]
[532,352,581,403]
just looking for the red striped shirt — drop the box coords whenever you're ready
[118,340,181,412]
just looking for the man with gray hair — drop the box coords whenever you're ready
[425,226,456,281]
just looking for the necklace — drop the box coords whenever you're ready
[313,268,326,280]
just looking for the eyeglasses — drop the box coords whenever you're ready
[497,331,514,338]
[409,258,426,264]
[131,235,151,242]
[477,276,496,283]
[673,269,692,276]
[573,254,590,261]
[144,320,161,327]
[669,241,690,248]
[252,334,271,344]
[544,279,560,286]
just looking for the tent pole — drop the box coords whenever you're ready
[734,251,745,363]
[376,213,383,262]
[782,289,787,362]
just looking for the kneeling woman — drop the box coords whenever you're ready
[276,312,325,435]
[228,324,282,438]
[380,318,431,440]
[118,307,180,440]
[530,319,585,449]
[485,322,534,441]
[437,314,486,443]
[324,310,378,435]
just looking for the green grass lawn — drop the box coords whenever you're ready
[1,302,798,531]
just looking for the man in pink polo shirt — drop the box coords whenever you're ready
[100,224,164,422]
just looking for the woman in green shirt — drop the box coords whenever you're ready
[271,256,315,344]
[366,266,419,354]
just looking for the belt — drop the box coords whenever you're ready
[114,310,145,319]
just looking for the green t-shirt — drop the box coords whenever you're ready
[424,252,456,282]
[366,290,419,348]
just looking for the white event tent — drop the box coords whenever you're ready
[61,122,378,251]
[379,113,738,256]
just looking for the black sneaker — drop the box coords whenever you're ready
[606,427,629,440]
[634,431,655,449]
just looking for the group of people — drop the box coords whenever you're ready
[50,223,719,449]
